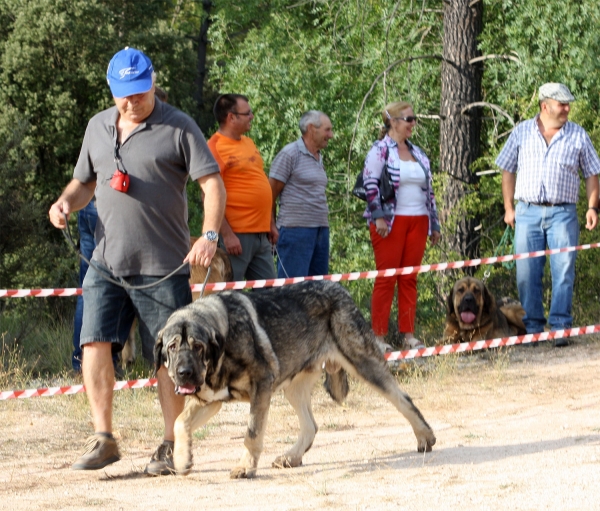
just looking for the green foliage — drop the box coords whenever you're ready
[0,0,199,306]
[481,1,600,106]
[208,0,447,333]
[3,0,600,358]
[208,0,600,339]
[0,0,199,197]
[0,107,74,297]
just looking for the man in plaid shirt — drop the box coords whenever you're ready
[496,83,600,346]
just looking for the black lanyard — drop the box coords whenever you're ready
[114,141,128,175]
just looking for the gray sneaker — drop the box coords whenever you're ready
[72,433,120,470]
[144,440,175,476]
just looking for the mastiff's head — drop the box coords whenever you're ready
[154,301,227,395]
[446,276,496,331]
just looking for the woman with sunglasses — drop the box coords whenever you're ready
[362,101,441,351]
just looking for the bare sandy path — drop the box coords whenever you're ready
[1,340,599,511]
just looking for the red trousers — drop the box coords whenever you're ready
[369,215,429,335]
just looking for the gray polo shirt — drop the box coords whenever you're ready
[269,138,329,228]
[73,100,220,277]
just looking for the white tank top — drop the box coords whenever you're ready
[394,160,428,216]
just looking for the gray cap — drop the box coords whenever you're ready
[538,83,575,103]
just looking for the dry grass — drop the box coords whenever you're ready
[0,333,35,390]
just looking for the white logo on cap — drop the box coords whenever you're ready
[118,67,140,79]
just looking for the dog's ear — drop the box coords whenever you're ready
[482,285,496,316]
[153,329,166,377]
[207,331,225,373]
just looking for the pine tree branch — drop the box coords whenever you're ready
[416,114,445,120]
[461,102,515,126]
[469,54,520,65]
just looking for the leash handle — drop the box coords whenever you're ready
[483,224,516,284]
[495,225,516,270]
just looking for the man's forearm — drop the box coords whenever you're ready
[219,217,236,238]
[49,179,96,228]
[198,173,226,233]
[501,170,516,211]
[268,177,284,223]
[585,175,599,208]
[58,179,96,212]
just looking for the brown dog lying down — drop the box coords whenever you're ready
[443,276,526,343]
[121,237,233,366]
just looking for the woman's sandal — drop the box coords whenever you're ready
[406,337,425,350]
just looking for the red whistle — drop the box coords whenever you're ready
[110,169,130,193]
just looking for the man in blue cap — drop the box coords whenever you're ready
[497,82,600,346]
[49,47,226,474]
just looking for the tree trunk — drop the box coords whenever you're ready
[195,0,213,129]
[440,0,483,259]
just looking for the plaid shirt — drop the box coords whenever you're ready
[495,116,600,204]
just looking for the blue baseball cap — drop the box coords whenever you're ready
[106,47,154,98]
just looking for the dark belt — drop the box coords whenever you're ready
[527,202,569,207]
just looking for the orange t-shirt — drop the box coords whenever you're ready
[207,132,272,233]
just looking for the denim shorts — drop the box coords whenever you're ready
[80,261,192,362]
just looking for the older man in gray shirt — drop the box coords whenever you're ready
[269,110,334,278]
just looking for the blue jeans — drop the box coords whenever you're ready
[72,201,98,372]
[81,263,192,363]
[514,202,579,333]
[276,226,329,278]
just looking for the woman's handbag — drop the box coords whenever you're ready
[352,146,393,202]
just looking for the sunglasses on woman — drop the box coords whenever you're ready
[385,110,417,124]
[395,116,417,123]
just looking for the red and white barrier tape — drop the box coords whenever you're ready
[2,242,599,298]
[384,324,600,361]
[1,288,82,298]
[0,378,157,401]
[2,325,599,400]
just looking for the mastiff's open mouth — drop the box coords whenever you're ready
[175,384,200,395]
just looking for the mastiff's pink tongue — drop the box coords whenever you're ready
[176,384,197,395]
[460,311,477,324]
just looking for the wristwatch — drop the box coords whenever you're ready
[202,230,219,243]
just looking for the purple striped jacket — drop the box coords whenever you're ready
[362,134,440,234]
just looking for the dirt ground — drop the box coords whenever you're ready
[1,339,600,511]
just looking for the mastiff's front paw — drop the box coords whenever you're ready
[173,441,193,476]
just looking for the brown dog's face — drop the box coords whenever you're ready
[447,277,494,331]
[154,310,224,395]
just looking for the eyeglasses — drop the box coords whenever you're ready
[384,110,417,124]
[232,110,253,117]
[395,116,417,123]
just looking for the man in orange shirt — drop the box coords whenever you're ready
[208,94,277,281]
